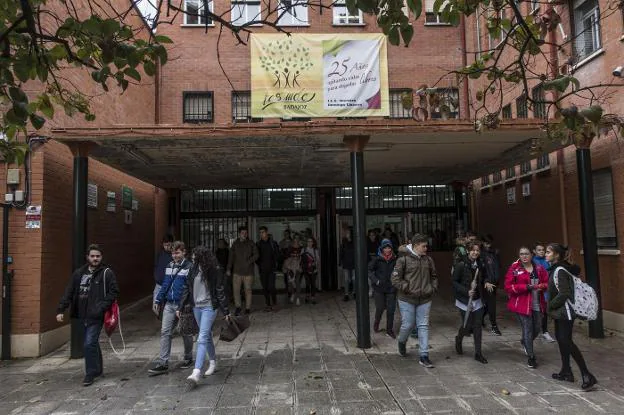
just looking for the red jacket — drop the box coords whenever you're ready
[504,260,548,315]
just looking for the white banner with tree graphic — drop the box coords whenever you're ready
[251,33,389,118]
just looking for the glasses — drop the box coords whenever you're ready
[519,252,531,256]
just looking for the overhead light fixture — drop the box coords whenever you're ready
[198,189,238,193]
[121,144,152,165]
[266,188,305,192]
[314,144,392,153]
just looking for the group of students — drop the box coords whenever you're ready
[366,232,598,390]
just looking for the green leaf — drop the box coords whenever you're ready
[13,59,30,82]
[388,26,400,46]
[346,0,358,15]
[400,24,414,47]
[433,0,445,13]
[102,19,120,37]
[154,35,173,44]
[30,114,45,130]
[8,86,27,103]
[569,76,580,91]
[124,67,141,81]
[579,106,603,124]
[49,44,68,60]
[85,113,96,121]
[143,60,156,76]
[407,0,422,19]
[39,95,54,118]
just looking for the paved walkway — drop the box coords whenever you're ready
[1,293,624,414]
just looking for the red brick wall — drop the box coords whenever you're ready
[155,3,465,125]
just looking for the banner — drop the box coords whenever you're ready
[251,34,389,118]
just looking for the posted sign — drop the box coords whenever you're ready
[251,34,389,118]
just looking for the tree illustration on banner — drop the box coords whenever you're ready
[259,38,314,89]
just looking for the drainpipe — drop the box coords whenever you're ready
[459,15,470,120]
[155,58,161,124]
[1,204,13,360]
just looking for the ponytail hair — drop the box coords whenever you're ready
[547,243,571,263]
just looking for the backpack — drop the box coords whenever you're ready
[301,251,317,275]
[553,266,599,321]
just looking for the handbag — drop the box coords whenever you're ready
[219,315,250,342]
[103,268,125,354]
[177,304,199,336]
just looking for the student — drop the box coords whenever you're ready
[369,239,397,338]
[180,246,231,386]
[453,241,489,364]
[546,243,597,390]
[227,226,259,315]
[56,244,119,386]
[533,243,555,343]
[339,228,356,301]
[302,237,320,305]
[504,246,548,368]
[481,234,502,335]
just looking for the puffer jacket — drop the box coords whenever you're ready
[391,245,438,305]
[452,258,485,305]
[156,259,192,304]
[547,261,580,320]
[504,260,548,315]
[368,254,397,294]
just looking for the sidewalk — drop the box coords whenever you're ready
[1,293,624,414]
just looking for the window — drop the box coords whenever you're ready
[481,175,490,187]
[520,160,532,175]
[536,154,550,169]
[506,166,516,180]
[184,0,213,25]
[573,0,601,61]
[593,169,617,248]
[516,94,527,119]
[231,91,262,123]
[430,88,459,119]
[277,0,308,26]
[183,91,213,123]
[231,0,262,26]
[389,89,412,119]
[502,104,512,119]
[333,0,363,25]
[425,0,450,24]
[488,10,506,48]
[531,0,539,12]
[532,84,547,119]
[493,171,502,183]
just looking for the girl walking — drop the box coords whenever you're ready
[180,246,231,386]
[368,239,397,338]
[546,243,597,390]
[504,246,548,368]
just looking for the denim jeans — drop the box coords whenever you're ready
[397,300,432,357]
[153,283,162,304]
[343,269,355,296]
[83,320,103,377]
[517,311,541,358]
[158,302,193,365]
[193,306,218,370]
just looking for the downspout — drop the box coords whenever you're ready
[460,15,470,120]
[548,5,567,245]
[155,58,161,124]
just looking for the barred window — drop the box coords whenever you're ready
[532,84,547,119]
[506,166,516,180]
[183,91,213,123]
[502,104,512,119]
[481,175,490,186]
[573,0,601,61]
[493,171,502,183]
[430,88,459,119]
[516,95,527,119]
[593,169,617,248]
[520,160,532,175]
[389,89,412,119]
[537,154,550,169]
[232,91,262,123]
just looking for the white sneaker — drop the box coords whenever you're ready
[542,332,556,343]
[187,368,201,384]
[204,360,216,377]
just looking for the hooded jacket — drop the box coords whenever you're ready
[227,238,259,276]
[391,245,438,305]
[180,263,230,315]
[368,244,397,294]
[339,238,355,270]
[452,258,485,305]
[547,261,581,320]
[504,260,548,315]
[57,263,119,321]
[156,258,192,305]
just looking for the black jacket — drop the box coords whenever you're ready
[339,238,355,270]
[481,248,501,285]
[368,255,397,293]
[180,263,230,315]
[256,239,279,272]
[57,264,119,321]
[215,248,229,270]
[452,259,485,305]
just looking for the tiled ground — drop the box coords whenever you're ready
[1,292,623,414]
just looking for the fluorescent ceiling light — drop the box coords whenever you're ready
[198,189,238,193]
[267,188,305,192]
[314,144,392,153]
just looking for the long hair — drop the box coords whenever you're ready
[193,245,218,282]
[547,243,572,264]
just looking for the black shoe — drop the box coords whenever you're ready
[311,298,316,305]
[83,375,94,386]
[581,373,597,390]
[373,320,380,333]
[178,359,193,369]
[244,309,251,315]
[474,354,488,364]
[148,364,169,375]
[343,295,349,302]
[455,335,463,355]
[386,329,396,339]
[419,356,434,368]
[398,341,407,357]
[528,357,537,369]
[552,372,575,382]
[491,326,502,336]
[235,308,241,316]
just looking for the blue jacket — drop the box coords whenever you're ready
[154,250,172,285]
[533,256,549,271]
[156,259,192,305]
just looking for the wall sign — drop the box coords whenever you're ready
[522,182,531,197]
[506,187,516,204]
[106,191,116,212]
[25,205,42,229]
[87,183,98,208]
[122,185,133,210]
[124,210,132,225]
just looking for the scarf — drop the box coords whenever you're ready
[382,251,394,262]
